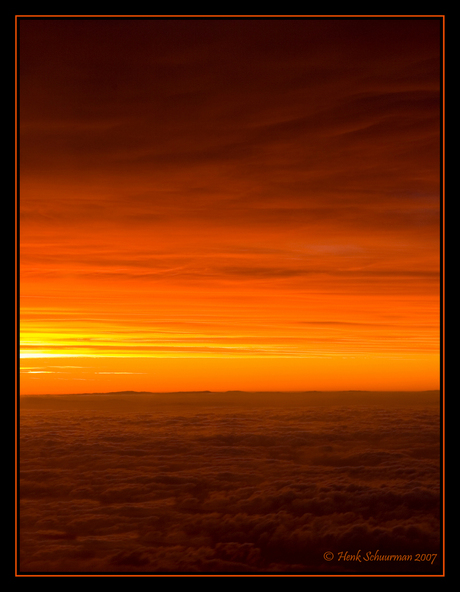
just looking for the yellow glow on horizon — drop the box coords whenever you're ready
[18,352,440,395]
[18,17,441,394]
[20,351,79,359]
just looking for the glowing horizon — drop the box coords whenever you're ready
[19,17,441,395]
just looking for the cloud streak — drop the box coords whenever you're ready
[19,17,441,391]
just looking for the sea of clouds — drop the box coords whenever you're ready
[19,393,441,574]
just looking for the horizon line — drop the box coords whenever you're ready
[19,388,441,396]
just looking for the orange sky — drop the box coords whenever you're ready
[18,17,442,394]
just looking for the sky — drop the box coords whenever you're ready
[18,17,442,394]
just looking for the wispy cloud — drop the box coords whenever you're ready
[19,17,441,391]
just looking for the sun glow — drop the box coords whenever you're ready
[18,17,441,395]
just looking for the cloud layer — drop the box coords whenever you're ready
[19,393,441,574]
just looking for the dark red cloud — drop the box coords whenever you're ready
[20,18,440,228]
[20,392,441,574]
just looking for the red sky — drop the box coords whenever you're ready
[18,17,442,394]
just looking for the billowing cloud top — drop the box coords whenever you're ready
[19,392,441,574]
